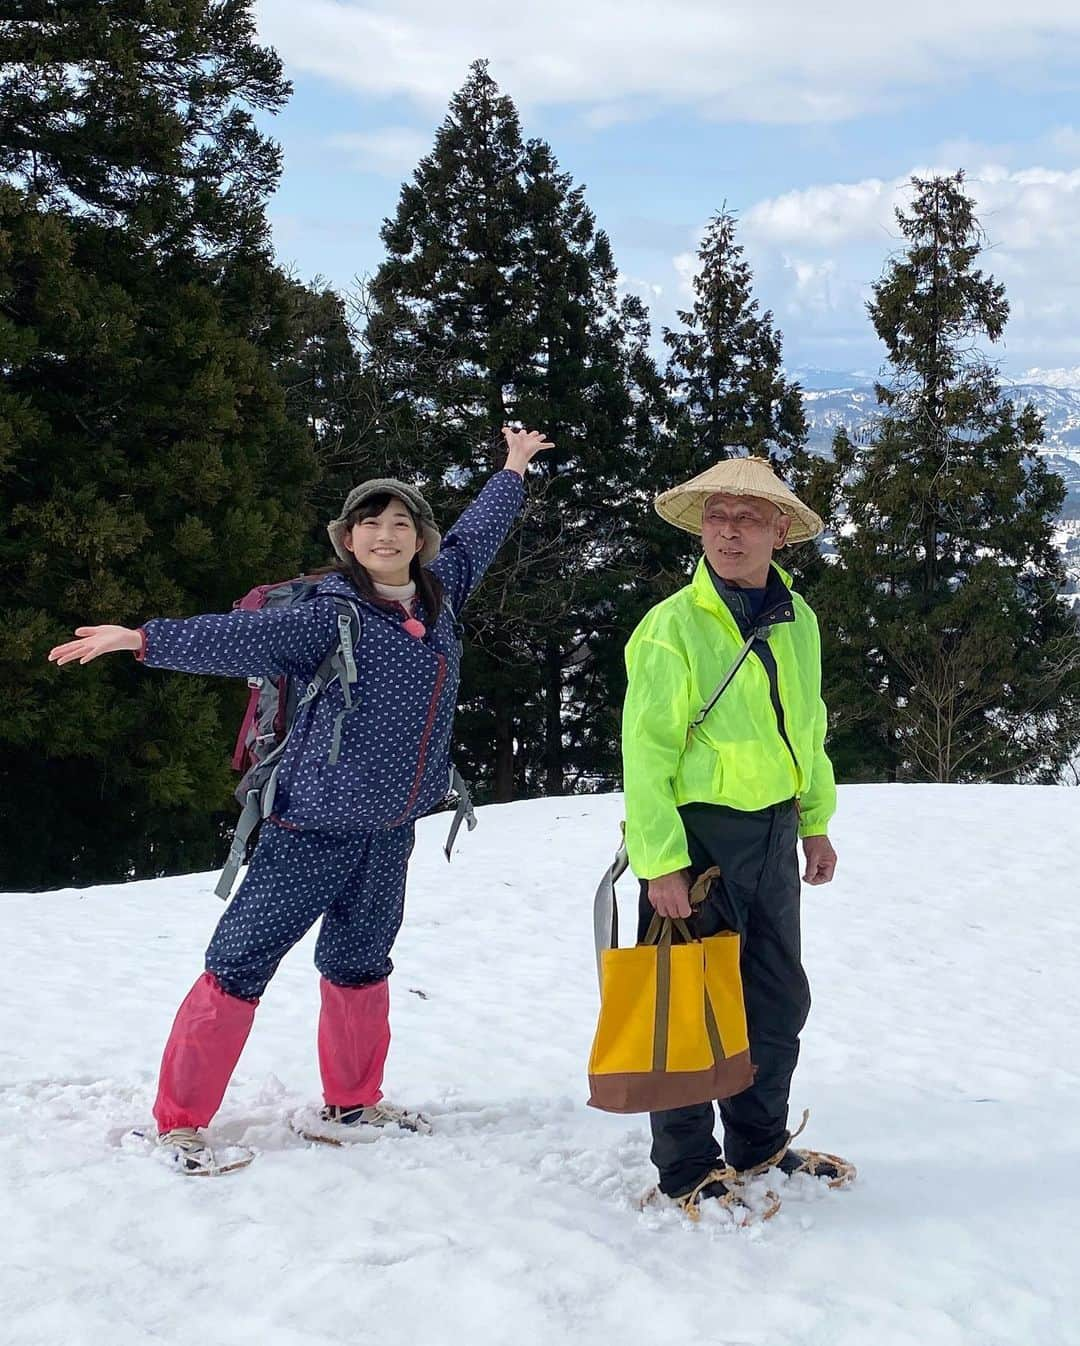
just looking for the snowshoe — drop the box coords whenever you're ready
[641,1166,781,1224]
[736,1109,856,1189]
[772,1148,856,1187]
[291,1101,432,1145]
[127,1127,255,1176]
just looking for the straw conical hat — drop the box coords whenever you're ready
[654,455,823,544]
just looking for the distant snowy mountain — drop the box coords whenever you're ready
[792,371,1080,598]
[1018,366,1080,390]
[785,366,878,393]
[798,377,1080,468]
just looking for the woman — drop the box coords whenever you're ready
[48,426,552,1174]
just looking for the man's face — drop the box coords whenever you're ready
[701,492,790,586]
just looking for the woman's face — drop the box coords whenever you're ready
[344,498,423,586]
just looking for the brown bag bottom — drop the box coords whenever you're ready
[587,1051,754,1114]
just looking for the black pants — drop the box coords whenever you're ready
[637,800,810,1196]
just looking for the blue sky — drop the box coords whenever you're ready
[253,1,1080,381]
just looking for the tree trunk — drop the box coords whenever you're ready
[493,696,515,801]
[543,635,564,796]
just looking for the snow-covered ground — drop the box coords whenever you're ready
[3,785,1079,1346]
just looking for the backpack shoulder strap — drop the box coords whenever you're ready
[443,592,463,639]
[331,596,361,683]
[215,592,365,903]
[294,596,362,708]
[441,765,478,862]
[319,596,364,764]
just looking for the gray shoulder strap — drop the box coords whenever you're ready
[688,622,772,737]
[442,765,478,861]
[592,830,628,988]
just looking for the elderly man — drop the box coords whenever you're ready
[622,455,849,1213]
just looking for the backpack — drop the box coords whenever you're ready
[229,577,359,786]
[214,576,476,902]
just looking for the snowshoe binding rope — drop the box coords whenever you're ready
[639,1163,782,1225]
[735,1109,857,1189]
[291,1101,432,1145]
[638,1110,855,1223]
[127,1127,256,1176]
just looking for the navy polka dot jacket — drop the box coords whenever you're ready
[140,470,525,832]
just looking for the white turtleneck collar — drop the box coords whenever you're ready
[373,579,417,603]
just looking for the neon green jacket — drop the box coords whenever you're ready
[622,559,836,879]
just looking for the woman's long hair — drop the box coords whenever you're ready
[313,492,444,624]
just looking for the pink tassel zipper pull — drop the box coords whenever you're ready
[402,615,426,639]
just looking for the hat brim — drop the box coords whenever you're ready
[654,484,823,545]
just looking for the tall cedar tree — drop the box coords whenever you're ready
[818,173,1079,782]
[0,1,319,888]
[275,281,375,533]
[364,61,670,800]
[662,210,827,587]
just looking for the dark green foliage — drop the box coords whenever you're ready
[0,2,321,888]
[662,209,825,586]
[275,281,376,533]
[815,173,1080,781]
[364,61,673,799]
[664,210,807,468]
[9,18,1075,894]
[0,0,287,252]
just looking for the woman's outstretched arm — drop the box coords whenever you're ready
[48,599,342,680]
[430,426,553,614]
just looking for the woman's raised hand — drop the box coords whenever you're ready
[502,426,554,476]
[48,626,142,666]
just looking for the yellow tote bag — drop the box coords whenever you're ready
[588,907,753,1115]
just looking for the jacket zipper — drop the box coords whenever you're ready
[751,640,800,773]
[388,654,447,827]
[709,593,800,776]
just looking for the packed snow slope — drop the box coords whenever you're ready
[2,785,1079,1346]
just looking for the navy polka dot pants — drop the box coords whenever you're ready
[205,819,416,1001]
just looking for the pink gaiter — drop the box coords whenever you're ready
[318,977,390,1108]
[152,972,258,1133]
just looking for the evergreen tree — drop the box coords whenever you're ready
[275,281,376,531]
[818,173,1080,782]
[662,209,824,585]
[0,0,285,252]
[0,2,320,888]
[665,210,807,466]
[364,61,671,800]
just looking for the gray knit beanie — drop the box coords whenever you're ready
[327,478,441,564]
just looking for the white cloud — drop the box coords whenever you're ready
[716,165,1080,370]
[617,273,663,299]
[1018,365,1080,386]
[1049,126,1080,158]
[254,0,1080,125]
[743,177,905,248]
[784,256,841,314]
[740,166,1080,252]
[920,125,1080,177]
[328,126,436,175]
[673,250,696,297]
